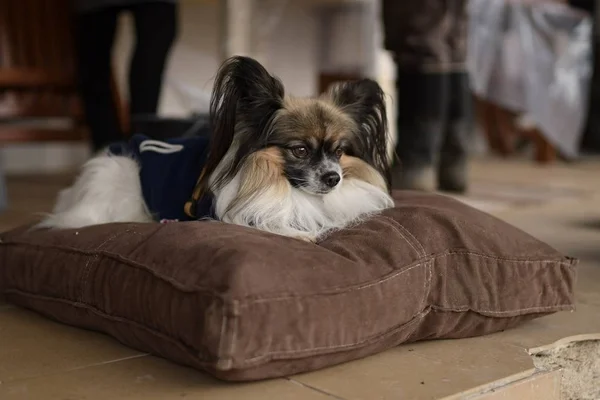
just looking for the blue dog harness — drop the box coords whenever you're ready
[108,134,214,222]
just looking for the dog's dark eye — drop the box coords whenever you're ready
[334,148,344,158]
[292,146,309,158]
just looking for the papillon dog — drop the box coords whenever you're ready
[39,56,395,242]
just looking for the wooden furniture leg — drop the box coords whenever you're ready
[474,95,517,157]
[474,95,501,154]
[520,127,557,164]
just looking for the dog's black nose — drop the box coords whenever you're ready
[321,172,341,188]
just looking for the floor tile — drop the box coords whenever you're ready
[0,307,143,382]
[485,304,600,350]
[293,339,535,400]
[457,370,561,400]
[0,356,333,400]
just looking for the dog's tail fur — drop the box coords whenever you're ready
[37,155,153,229]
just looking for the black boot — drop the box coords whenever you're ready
[392,70,449,191]
[438,71,472,193]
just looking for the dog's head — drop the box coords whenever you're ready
[197,56,391,200]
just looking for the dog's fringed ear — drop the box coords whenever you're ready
[326,79,391,190]
[198,56,285,194]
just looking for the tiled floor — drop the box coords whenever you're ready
[1,157,599,399]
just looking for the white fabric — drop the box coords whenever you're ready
[467,0,593,158]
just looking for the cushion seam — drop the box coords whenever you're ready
[241,251,577,303]
[219,300,239,370]
[232,305,571,367]
[3,288,429,367]
[216,300,239,371]
[218,304,566,368]
[0,242,225,297]
[3,288,220,363]
[2,289,574,369]
[78,229,132,304]
[0,242,578,302]
[421,260,433,310]
[430,304,575,315]
[237,308,432,366]
[378,216,426,257]
[122,225,165,256]
[0,239,576,265]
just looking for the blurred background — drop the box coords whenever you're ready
[0,0,598,223]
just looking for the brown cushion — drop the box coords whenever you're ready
[0,191,577,381]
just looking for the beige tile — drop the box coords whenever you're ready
[469,157,600,193]
[484,305,600,350]
[451,370,561,400]
[574,263,600,308]
[293,339,535,400]
[0,173,69,232]
[0,356,333,400]
[0,307,143,382]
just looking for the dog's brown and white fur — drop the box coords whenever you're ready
[39,56,394,241]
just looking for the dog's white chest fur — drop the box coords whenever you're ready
[214,172,394,241]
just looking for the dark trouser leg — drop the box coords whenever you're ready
[392,71,449,190]
[437,0,470,192]
[75,8,122,151]
[128,2,178,117]
[438,71,472,193]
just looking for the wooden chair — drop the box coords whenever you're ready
[474,95,557,164]
[0,0,127,144]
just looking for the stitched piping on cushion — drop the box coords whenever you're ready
[0,241,428,298]
[4,287,428,369]
[239,308,431,365]
[216,298,229,370]
[420,260,433,311]
[3,287,431,370]
[434,251,578,265]
[223,300,239,370]
[0,242,577,301]
[2,288,575,369]
[380,216,426,256]
[235,302,574,367]
[0,242,225,298]
[230,254,573,365]
[419,260,429,311]
[430,304,575,316]
[244,250,576,303]
[4,287,424,368]
[79,252,97,303]
[121,225,165,256]
[2,238,577,267]
[3,288,220,364]
[2,231,578,266]
[77,229,131,304]
[215,300,237,371]
[246,260,431,304]
[377,216,425,258]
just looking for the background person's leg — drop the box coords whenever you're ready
[75,8,122,151]
[128,2,178,117]
[382,0,452,190]
[438,71,472,193]
[393,71,449,191]
[438,0,471,193]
